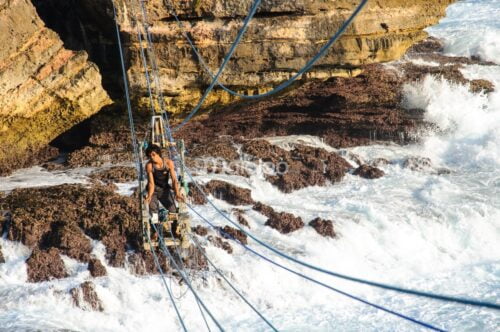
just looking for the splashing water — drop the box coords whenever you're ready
[1,1,500,331]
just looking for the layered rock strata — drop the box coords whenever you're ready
[0,0,111,175]
[114,0,456,114]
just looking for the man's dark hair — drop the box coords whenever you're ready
[145,144,162,158]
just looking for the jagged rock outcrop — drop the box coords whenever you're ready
[70,281,104,311]
[204,180,255,205]
[353,164,385,179]
[88,257,107,277]
[0,244,4,264]
[208,235,233,254]
[1,183,208,280]
[113,0,455,114]
[309,218,336,238]
[217,225,248,245]
[26,248,68,282]
[253,202,304,234]
[0,0,111,175]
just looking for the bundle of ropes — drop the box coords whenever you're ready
[111,0,500,330]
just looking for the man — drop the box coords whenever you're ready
[144,144,184,216]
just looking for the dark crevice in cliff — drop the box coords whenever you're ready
[31,0,129,151]
[31,0,122,99]
[50,118,92,152]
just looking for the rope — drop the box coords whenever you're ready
[112,3,141,173]
[184,168,500,311]
[113,4,188,331]
[190,235,279,331]
[187,204,446,332]
[135,0,176,157]
[172,0,262,132]
[165,0,368,105]
[151,223,225,331]
[146,227,189,332]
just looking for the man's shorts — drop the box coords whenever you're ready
[149,187,176,213]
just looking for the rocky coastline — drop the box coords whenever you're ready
[0,0,497,313]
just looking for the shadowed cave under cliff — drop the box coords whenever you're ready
[31,0,124,151]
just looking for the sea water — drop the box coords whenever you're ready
[1,1,499,331]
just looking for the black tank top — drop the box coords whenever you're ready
[151,159,171,189]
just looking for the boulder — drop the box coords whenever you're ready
[70,281,103,312]
[26,248,68,282]
[253,202,304,234]
[353,165,385,179]
[309,218,336,238]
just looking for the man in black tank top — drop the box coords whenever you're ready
[144,144,184,214]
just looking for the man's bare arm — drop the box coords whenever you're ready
[145,163,155,204]
[167,159,183,200]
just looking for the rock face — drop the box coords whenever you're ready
[0,0,111,175]
[0,244,4,264]
[309,218,336,238]
[1,183,208,279]
[241,140,351,192]
[114,0,456,114]
[217,225,248,245]
[88,257,107,277]
[70,281,104,311]
[208,235,233,254]
[253,202,304,234]
[353,164,385,179]
[204,180,254,205]
[26,248,68,282]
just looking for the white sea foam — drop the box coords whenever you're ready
[1,1,500,331]
[427,0,500,64]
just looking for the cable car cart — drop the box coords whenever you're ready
[139,115,191,251]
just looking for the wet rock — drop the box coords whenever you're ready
[253,202,304,234]
[403,156,433,171]
[70,281,104,312]
[102,228,127,267]
[88,257,107,277]
[242,140,351,193]
[233,209,251,228]
[370,158,391,167]
[469,79,495,94]
[204,180,254,206]
[339,151,364,167]
[3,182,208,279]
[407,37,444,54]
[47,223,93,262]
[401,56,495,95]
[89,166,138,184]
[217,226,248,245]
[188,137,239,161]
[177,65,421,150]
[0,244,4,264]
[66,146,132,168]
[127,251,170,275]
[5,184,139,267]
[182,245,208,271]
[353,164,385,179]
[309,218,336,238]
[192,225,209,236]
[0,146,60,177]
[208,236,233,254]
[26,248,68,282]
[188,183,208,205]
[0,209,11,235]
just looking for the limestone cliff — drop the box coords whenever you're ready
[0,0,455,175]
[0,0,111,175]
[114,0,455,114]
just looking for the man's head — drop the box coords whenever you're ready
[145,144,162,161]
